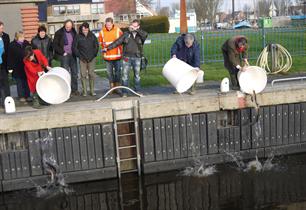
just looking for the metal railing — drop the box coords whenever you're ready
[95,26,305,68]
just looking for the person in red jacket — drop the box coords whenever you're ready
[24,46,52,108]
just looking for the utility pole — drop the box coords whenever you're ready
[180,0,188,33]
[232,0,235,21]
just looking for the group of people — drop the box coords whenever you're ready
[0,17,249,109]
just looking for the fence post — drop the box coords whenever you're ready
[201,30,205,64]
[261,27,266,49]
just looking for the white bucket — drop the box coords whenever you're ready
[238,66,267,94]
[220,77,230,93]
[36,67,71,104]
[4,97,16,113]
[162,58,199,93]
[196,70,204,83]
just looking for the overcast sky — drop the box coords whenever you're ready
[155,0,297,12]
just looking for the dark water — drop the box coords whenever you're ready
[2,153,306,210]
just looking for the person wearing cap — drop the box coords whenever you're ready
[221,35,249,90]
[23,46,52,108]
[171,33,200,95]
[31,25,53,66]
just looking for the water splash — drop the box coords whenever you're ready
[180,159,217,177]
[225,151,276,172]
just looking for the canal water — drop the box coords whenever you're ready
[2,153,306,210]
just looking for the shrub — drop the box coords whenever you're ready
[140,16,169,33]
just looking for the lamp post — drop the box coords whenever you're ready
[180,0,187,33]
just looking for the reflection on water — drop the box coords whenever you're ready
[1,153,306,210]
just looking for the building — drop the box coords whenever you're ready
[0,0,46,39]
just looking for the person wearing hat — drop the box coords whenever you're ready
[171,33,200,95]
[221,35,249,90]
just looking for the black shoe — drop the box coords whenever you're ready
[71,91,80,96]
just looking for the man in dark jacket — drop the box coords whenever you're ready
[105,19,148,97]
[171,33,200,94]
[0,21,11,105]
[222,35,249,90]
[73,22,99,96]
[31,25,53,66]
[53,19,79,95]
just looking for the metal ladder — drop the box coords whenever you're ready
[113,103,143,210]
[113,104,141,178]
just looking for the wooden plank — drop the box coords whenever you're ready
[270,106,277,146]
[153,118,163,161]
[207,112,218,154]
[86,125,97,169]
[234,126,241,152]
[282,104,289,145]
[63,128,74,172]
[229,127,236,152]
[39,129,58,164]
[186,115,194,157]
[160,118,168,160]
[84,194,92,210]
[172,116,181,159]
[107,191,119,210]
[91,194,100,210]
[20,150,30,178]
[14,151,22,178]
[142,119,155,162]
[77,195,85,210]
[240,108,251,150]
[218,128,225,153]
[288,104,295,144]
[301,103,306,142]
[1,152,11,180]
[224,128,230,152]
[263,107,271,147]
[93,125,104,168]
[179,116,188,158]
[276,105,283,146]
[78,126,89,170]
[199,114,208,155]
[146,185,158,210]
[294,104,301,143]
[99,193,108,209]
[55,128,66,172]
[192,114,201,156]
[102,124,115,167]
[71,127,81,171]
[27,131,43,175]
[166,117,174,160]
[158,184,166,210]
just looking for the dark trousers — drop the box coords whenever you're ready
[15,77,30,98]
[60,54,78,92]
[222,50,240,89]
[0,65,11,97]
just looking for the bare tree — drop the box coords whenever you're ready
[243,4,252,19]
[189,0,223,25]
[138,0,154,8]
[275,0,292,16]
[170,2,180,16]
[158,7,170,17]
[257,0,270,17]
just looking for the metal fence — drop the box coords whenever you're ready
[96,26,305,68]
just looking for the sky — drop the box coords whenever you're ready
[154,0,297,13]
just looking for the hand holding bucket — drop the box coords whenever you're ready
[237,66,267,94]
[162,58,203,93]
[36,67,71,104]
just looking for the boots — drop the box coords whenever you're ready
[114,82,122,95]
[90,79,96,96]
[188,83,196,95]
[109,82,115,94]
[81,79,87,96]
[32,93,42,109]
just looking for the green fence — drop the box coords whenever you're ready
[96,26,305,68]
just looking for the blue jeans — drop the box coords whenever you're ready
[60,54,78,92]
[14,77,30,98]
[105,60,121,83]
[122,57,141,93]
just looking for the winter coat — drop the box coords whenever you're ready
[107,29,148,58]
[31,34,53,62]
[221,35,248,68]
[0,32,10,69]
[72,31,99,62]
[170,33,200,68]
[7,40,30,79]
[53,26,77,59]
[24,49,48,93]
[0,37,4,64]
[99,25,123,61]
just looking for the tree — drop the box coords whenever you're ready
[170,2,180,16]
[243,4,252,20]
[158,7,170,17]
[188,0,223,25]
[138,0,154,7]
[256,0,270,17]
[275,0,292,16]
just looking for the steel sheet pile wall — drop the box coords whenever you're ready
[0,123,117,192]
[141,103,306,174]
